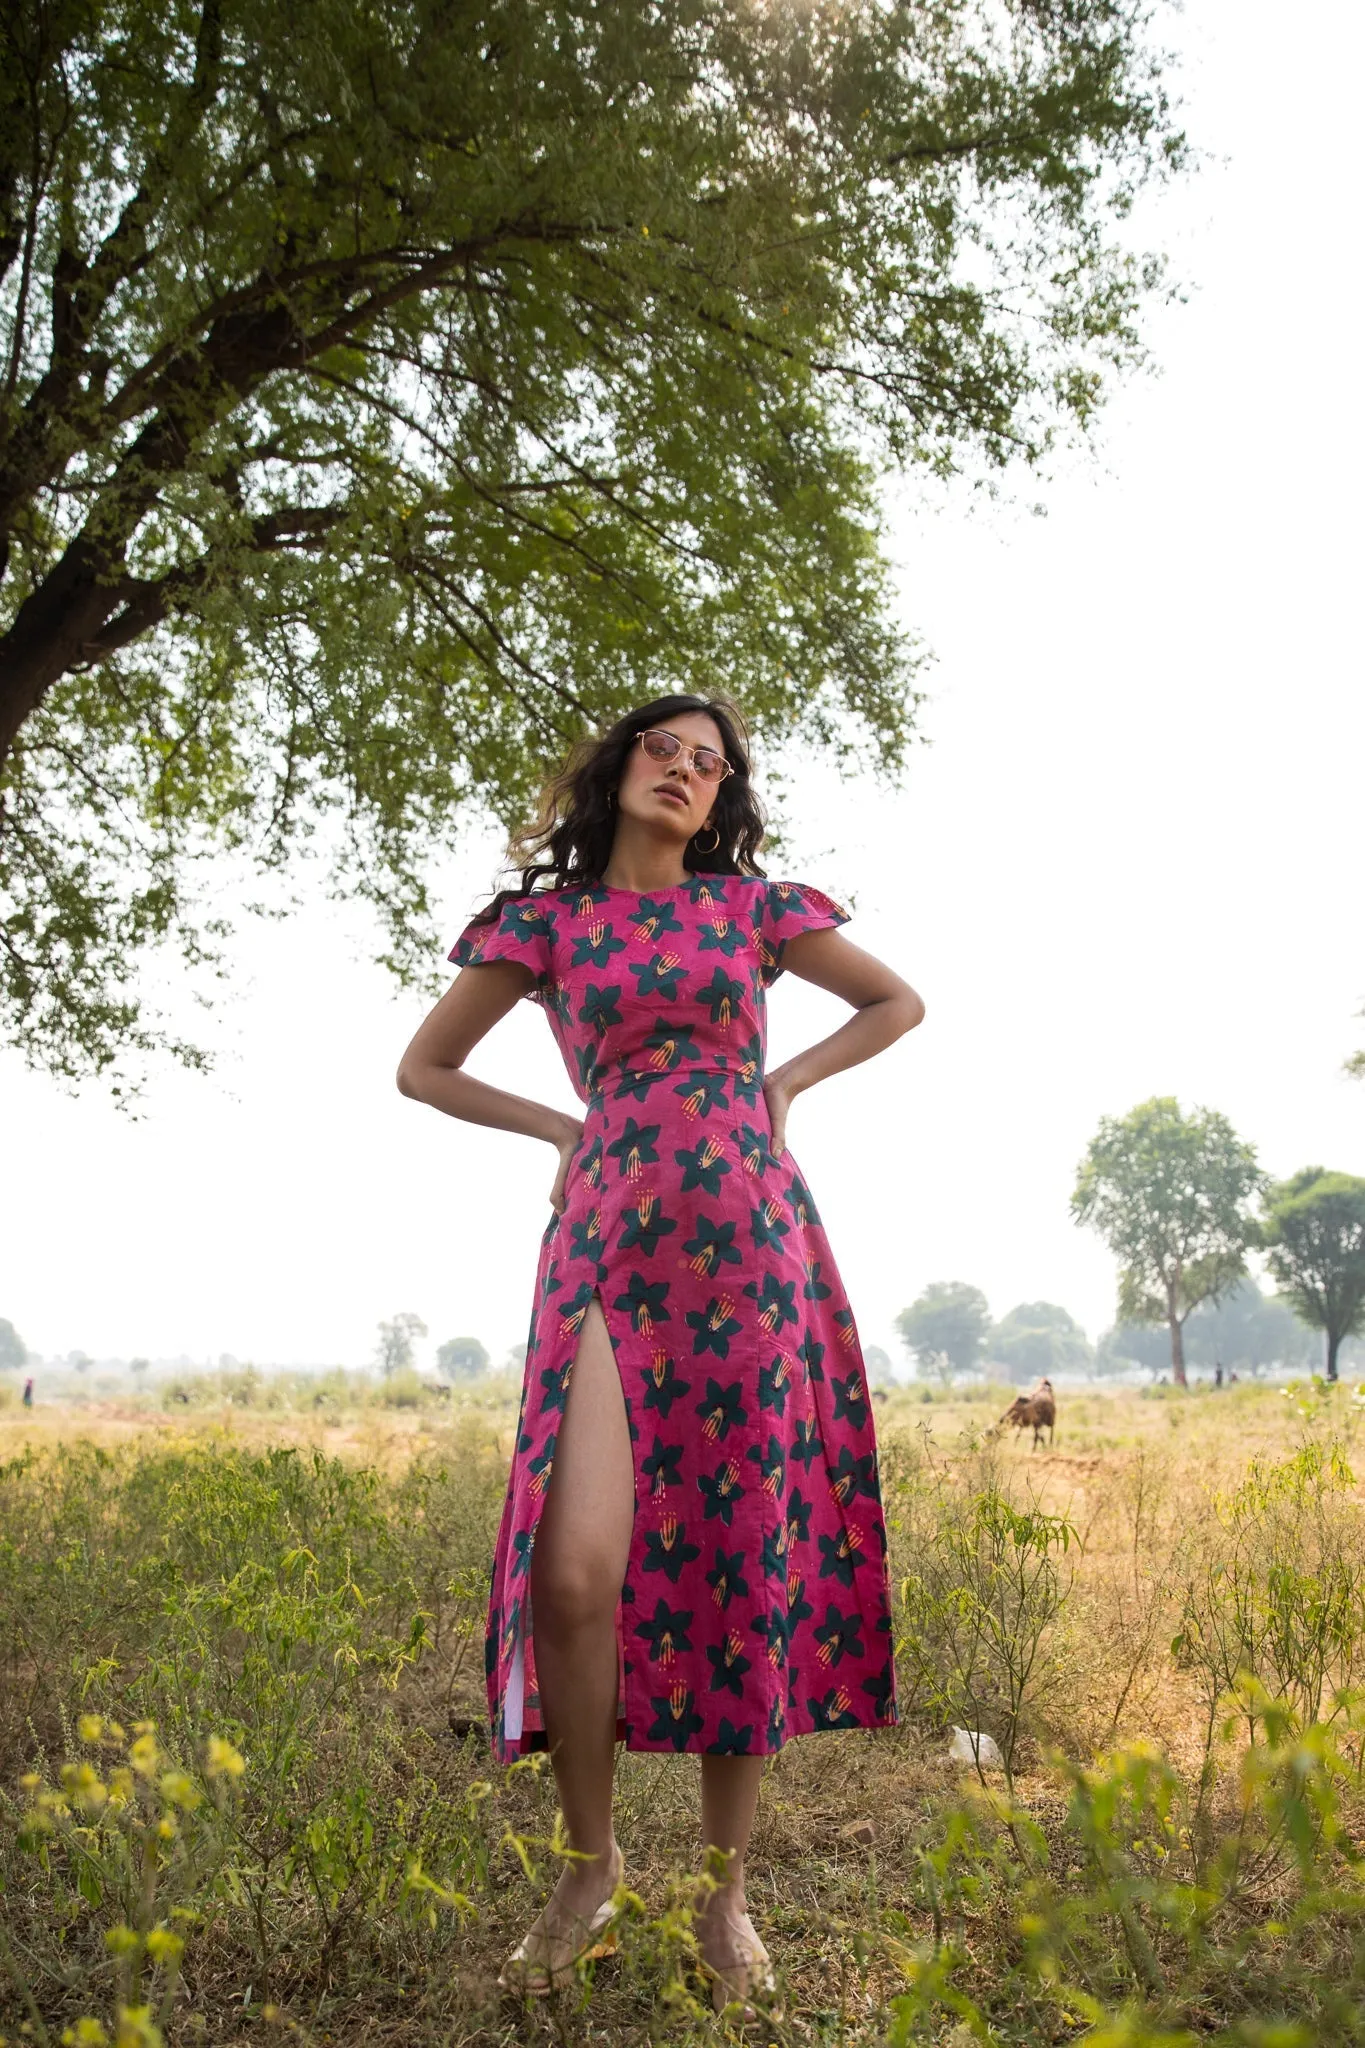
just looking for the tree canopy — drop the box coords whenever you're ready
[896,1280,991,1382]
[436,1335,490,1383]
[0,0,1185,1085]
[0,1318,24,1370]
[988,1300,1092,1383]
[1071,1096,1264,1386]
[1261,1169,1365,1383]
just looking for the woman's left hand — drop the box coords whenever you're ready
[763,1070,794,1157]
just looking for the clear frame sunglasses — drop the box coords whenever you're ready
[636,728,734,783]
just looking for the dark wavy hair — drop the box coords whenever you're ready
[468,694,768,927]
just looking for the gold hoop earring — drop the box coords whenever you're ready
[696,824,720,852]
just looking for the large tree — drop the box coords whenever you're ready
[896,1280,991,1383]
[1261,1169,1365,1384]
[0,0,1185,1085]
[1070,1097,1264,1387]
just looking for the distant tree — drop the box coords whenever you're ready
[896,1283,991,1384]
[436,1337,490,1385]
[1095,1322,1172,1379]
[502,1342,529,1379]
[988,1302,1092,1385]
[375,1313,427,1378]
[1071,1097,1265,1387]
[1346,1004,1364,1081]
[0,1319,24,1370]
[1261,1170,1365,1383]
[67,1349,93,1376]
[1182,1278,1317,1377]
[129,1356,150,1378]
[863,1344,895,1389]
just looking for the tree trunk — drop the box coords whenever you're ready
[1326,1329,1340,1383]
[1168,1305,1187,1388]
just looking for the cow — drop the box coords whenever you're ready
[996,1378,1056,1450]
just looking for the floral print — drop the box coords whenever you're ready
[449,873,898,1759]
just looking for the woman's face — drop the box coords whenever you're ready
[615,710,729,845]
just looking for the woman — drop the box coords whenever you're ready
[397,695,924,2013]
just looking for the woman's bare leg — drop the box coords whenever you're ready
[518,1294,635,1966]
[696,1754,765,1961]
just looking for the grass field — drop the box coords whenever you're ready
[2,1375,1363,2046]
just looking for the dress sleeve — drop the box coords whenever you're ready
[448,894,558,1005]
[760,879,851,985]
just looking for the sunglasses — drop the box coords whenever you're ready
[636,728,734,784]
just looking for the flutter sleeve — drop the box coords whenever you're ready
[759,879,852,985]
[447,894,558,1005]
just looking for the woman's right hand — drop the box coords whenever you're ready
[548,1117,586,1215]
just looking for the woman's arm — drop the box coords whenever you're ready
[763,928,924,1156]
[396,961,585,1211]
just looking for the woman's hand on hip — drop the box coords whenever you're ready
[763,1072,794,1158]
[549,1115,587,1214]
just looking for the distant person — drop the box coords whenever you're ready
[1214,1364,1224,1389]
[397,695,926,2013]
[21,1376,33,1407]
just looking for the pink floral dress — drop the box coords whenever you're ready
[449,872,898,1760]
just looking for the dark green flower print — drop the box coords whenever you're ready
[697,913,749,960]
[828,1445,879,1505]
[732,1032,765,1114]
[797,1328,826,1383]
[674,1136,732,1196]
[567,1211,604,1266]
[749,1197,790,1253]
[746,1433,786,1499]
[833,1306,858,1348]
[527,1435,557,1498]
[736,1122,780,1179]
[504,901,559,944]
[568,884,614,913]
[538,1360,573,1415]
[791,1417,823,1471]
[631,896,685,941]
[647,1685,706,1748]
[630,952,689,1000]
[615,1270,671,1334]
[832,1372,869,1428]
[573,1041,599,1091]
[639,1341,689,1415]
[699,965,747,1029]
[635,1597,694,1665]
[817,1527,868,1586]
[860,1664,896,1717]
[707,1719,755,1755]
[644,1019,704,1069]
[695,1374,747,1440]
[673,1069,730,1120]
[754,1605,792,1666]
[785,1571,815,1633]
[642,1433,684,1496]
[783,1172,820,1225]
[706,1546,750,1611]
[760,1526,788,1584]
[511,1528,536,1579]
[642,1515,701,1584]
[685,876,730,908]
[808,1687,861,1730]
[785,1487,813,1547]
[706,1627,753,1697]
[619,1192,679,1258]
[606,1117,662,1179]
[803,1258,834,1303]
[758,1350,797,1417]
[763,883,808,927]
[686,1297,744,1361]
[613,1063,674,1104]
[572,922,627,969]
[766,1696,786,1746]
[814,1603,865,1669]
[682,1215,742,1277]
[698,1456,746,1527]
[744,1270,799,1335]
[578,982,624,1034]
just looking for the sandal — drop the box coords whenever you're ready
[699,1909,782,2023]
[497,1891,621,1997]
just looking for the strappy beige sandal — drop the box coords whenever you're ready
[497,1892,621,1997]
[700,1909,783,2023]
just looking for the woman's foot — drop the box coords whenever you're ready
[498,1841,626,1996]
[695,1895,781,2021]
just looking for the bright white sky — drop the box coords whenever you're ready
[5,0,1363,1373]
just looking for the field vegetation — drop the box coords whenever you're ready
[2,1378,1364,2045]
